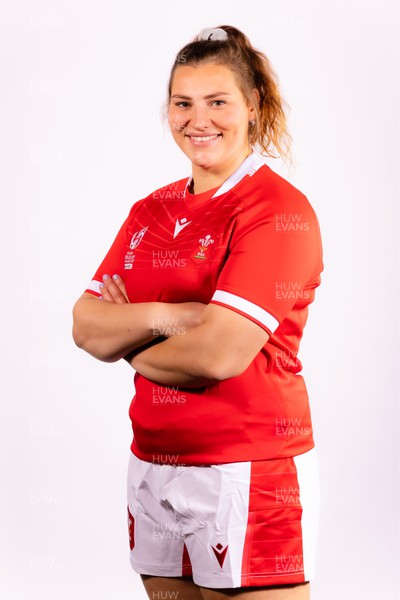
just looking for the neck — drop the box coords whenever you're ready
[190,148,253,195]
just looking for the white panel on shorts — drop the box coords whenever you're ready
[127,452,186,577]
[159,460,252,588]
[126,452,253,588]
[293,448,320,581]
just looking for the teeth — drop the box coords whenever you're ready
[190,135,220,142]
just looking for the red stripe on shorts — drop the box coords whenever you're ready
[241,457,305,586]
[182,542,193,576]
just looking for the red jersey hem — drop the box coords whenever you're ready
[129,439,315,466]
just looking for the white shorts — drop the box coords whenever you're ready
[126,448,320,589]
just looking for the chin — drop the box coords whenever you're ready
[188,147,222,166]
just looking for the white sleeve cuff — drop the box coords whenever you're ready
[211,289,279,333]
[86,279,102,295]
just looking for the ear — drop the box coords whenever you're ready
[252,88,260,104]
[248,88,260,119]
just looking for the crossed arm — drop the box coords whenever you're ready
[72,274,269,387]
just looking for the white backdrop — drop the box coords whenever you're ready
[1,1,399,598]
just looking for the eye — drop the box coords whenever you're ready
[174,101,191,108]
[211,100,225,106]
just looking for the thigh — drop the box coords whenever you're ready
[199,581,310,600]
[141,574,205,600]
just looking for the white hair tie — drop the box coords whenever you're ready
[198,27,228,42]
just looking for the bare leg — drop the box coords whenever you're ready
[140,574,205,600]
[199,582,310,600]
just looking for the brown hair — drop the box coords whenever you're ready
[163,25,293,165]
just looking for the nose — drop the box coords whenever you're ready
[189,104,211,130]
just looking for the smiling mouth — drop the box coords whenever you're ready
[186,134,222,143]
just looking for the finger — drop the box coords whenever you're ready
[101,275,120,303]
[99,282,115,302]
[111,274,129,302]
[101,274,129,304]
[108,274,129,303]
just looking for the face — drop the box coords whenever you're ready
[168,63,255,170]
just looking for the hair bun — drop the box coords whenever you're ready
[197,27,228,42]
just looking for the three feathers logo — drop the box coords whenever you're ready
[193,234,214,260]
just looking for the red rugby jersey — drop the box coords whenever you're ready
[84,151,324,465]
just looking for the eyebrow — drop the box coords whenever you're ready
[170,92,232,99]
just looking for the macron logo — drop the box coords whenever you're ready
[173,217,192,239]
[211,543,229,568]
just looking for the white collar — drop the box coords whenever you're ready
[184,150,265,199]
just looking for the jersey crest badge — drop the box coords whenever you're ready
[191,233,215,263]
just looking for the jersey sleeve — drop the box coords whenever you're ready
[209,195,324,335]
[84,201,141,297]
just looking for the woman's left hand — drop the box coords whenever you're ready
[100,274,129,304]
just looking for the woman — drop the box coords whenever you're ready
[73,25,324,600]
